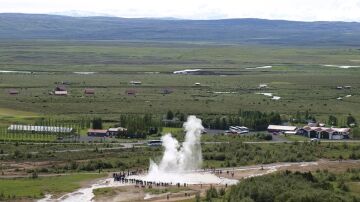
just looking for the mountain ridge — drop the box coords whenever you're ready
[1,13,360,45]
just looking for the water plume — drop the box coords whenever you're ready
[146,116,204,179]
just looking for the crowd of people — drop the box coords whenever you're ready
[113,171,190,188]
[205,168,235,178]
[113,170,188,187]
[110,169,236,200]
[112,168,235,189]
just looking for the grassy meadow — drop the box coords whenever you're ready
[0,173,106,200]
[0,40,359,123]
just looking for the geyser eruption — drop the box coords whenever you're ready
[133,115,238,185]
[149,115,204,174]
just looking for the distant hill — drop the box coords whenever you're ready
[1,13,360,45]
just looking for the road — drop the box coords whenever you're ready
[2,139,360,157]
[243,139,360,144]
[0,142,146,156]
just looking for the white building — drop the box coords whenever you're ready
[267,125,297,133]
[173,69,201,74]
[54,90,68,96]
[130,81,142,85]
[8,124,73,134]
[302,126,350,140]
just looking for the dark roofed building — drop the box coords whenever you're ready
[55,85,67,91]
[84,88,95,95]
[8,89,19,95]
[161,88,174,94]
[87,129,108,137]
[54,85,68,96]
[125,89,137,96]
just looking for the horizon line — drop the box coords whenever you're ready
[1,12,360,23]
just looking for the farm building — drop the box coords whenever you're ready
[130,81,142,85]
[84,88,95,95]
[87,129,108,137]
[258,84,268,89]
[161,88,174,94]
[87,127,128,137]
[54,91,68,96]
[336,86,343,90]
[267,125,297,133]
[301,126,350,140]
[54,85,68,96]
[8,89,19,95]
[173,69,201,74]
[107,127,127,136]
[125,89,137,95]
[8,124,73,134]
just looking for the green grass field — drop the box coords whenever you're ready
[0,108,38,127]
[0,133,57,142]
[0,173,106,200]
[0,40,359,124]
[0,40,359,201]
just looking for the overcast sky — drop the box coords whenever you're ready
[1,0,360,21]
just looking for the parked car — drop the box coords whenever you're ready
[310,138,319,142]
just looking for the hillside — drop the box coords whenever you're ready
[1,13,360,45]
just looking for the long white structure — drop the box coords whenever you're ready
[8,124,73,133]
[173,69,201,74]
[267,125,297,132]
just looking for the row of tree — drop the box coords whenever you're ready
[93,110,358,139]
[291,110,357,127]
[200,110,282,130]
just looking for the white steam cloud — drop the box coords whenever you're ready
[140,116,204,184]
[131,115,238,185]
[149,115,203,173]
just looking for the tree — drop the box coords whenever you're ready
[221,117,228,130]
[295,111,302,123]
[305,110,310,120]
[179,113,186,122]
[92,118,103,129]
[211,117,219,129]
[166,110,174,120]
[328,115,338,126]
[195,193,201,202]
[347,114,356,127]
[270,112,282,125]
[351,127,360,139]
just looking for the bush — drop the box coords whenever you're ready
[31,171,38,179]
[227,171,358,202]
[206,186,218,201]
[214,154,226,161]
[195,192,201,202]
